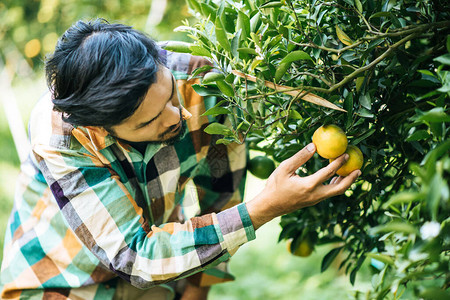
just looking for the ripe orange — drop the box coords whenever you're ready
[286,238,314,257]
[248,156,276,179]
[312,124,348,159]
[330,145,363,176]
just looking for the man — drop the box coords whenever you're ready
[0,19,360,299]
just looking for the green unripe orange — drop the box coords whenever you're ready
[248,156,276,179]
[287,238,314,257]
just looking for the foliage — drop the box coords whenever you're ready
[0,0,191,73]
[172,0,450,298]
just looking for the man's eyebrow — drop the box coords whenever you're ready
[135,74,175,130]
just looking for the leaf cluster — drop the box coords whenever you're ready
[178,0,450,298]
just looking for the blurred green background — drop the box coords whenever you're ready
[0,1,372,298]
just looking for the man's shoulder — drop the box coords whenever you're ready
[29,92,75,150]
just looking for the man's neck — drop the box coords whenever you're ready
[127,141,150,156]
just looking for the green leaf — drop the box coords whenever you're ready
[406,130,430,142]
[359,93,372,109]
[161,41,193,53]
[422,139,450,170]
[447,35,450,52]
[369,11,392,19]
[415,90,440,101]
[434,53,450,65]
[216,138,235,145]
[382,192,424,209]
[344,93,353,129]
[352,128,376,145]
[202,72,226,84]
[278,25,289,38]
[237,48,258,55]
[357,107,374,118]
[189,45,212,58]
[366,253,394,265]
[250,12,261,33]
[418,107,450,123]
[389,14,402,28]
[216,80,235,97]
[289,110,303,120]
[202,106,230,116]
[419,287,450,300]
[200,3,216,20]
[369,222,418,235]
[336,25,353,46]
[237,11,251,41]
[355,76,365,92]
[231,29,241,58]
[188,65,214,80]
[354,0,363,13]
[278,223,299,242]
[280,50,313,65]
[428,174,443,221]
[321,247,343,272]
[274,62,291,82]
[192,84,222,97]
[215,3,231,52]
[204,122,233,136]
[261,1,283,8]
[186,0,202,12]
[437,83,450,93]
[350,255,365,285]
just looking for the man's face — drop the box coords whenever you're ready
[109,66,190,143]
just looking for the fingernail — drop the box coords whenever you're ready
[307,143,315,152]
[344,154,349,160]
[357,170,362,176]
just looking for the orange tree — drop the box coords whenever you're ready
[172,0,450,298]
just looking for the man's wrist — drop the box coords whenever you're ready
[245,195,276,230]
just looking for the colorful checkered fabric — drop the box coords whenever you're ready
[0,50,255,299]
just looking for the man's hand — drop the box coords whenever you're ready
[246,143,361,230]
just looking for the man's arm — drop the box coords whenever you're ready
[33,104,357,290]
[33,138,255,289]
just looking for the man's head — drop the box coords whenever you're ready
[46,18,189,143]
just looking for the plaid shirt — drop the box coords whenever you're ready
[1,50,255,299]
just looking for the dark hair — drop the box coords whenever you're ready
[45,18,162,127]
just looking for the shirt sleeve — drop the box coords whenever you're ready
[32,142,255,289]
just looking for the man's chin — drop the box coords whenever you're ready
[159,121,187,145]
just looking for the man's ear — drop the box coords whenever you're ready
[85,126,110,137]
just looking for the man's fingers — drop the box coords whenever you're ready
[323,169,361,196]
[308,153,348,183]
[280,143,316,175]
[330,176,341,185]
[331,176,345,185]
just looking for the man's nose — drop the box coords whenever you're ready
[161,103,180,127]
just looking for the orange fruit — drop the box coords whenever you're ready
[248,156,276,179]
[312,125,348,159]
[330,145,363,176]
[286,238,314,257]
